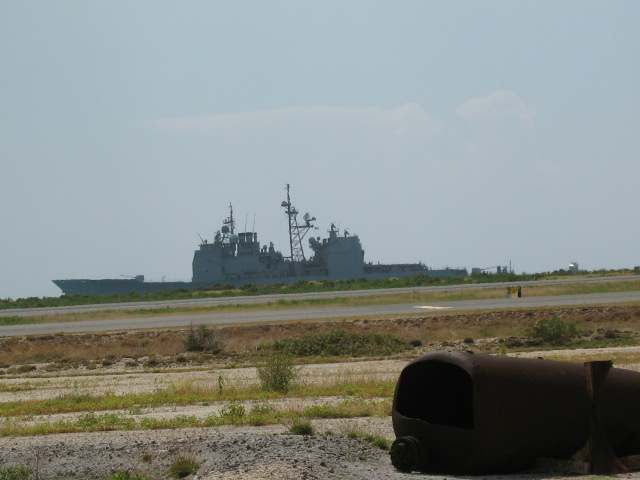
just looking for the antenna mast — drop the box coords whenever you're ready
[281,184,316,262]
[223,203,235,235]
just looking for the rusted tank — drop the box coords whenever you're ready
[391,351,640,474]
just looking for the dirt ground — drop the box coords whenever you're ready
[0,358,406,403]
[2,420,640,480]
[3,305,640,479]
[3,346,640,404]
[0,424,406,480]
[2,303,640,367]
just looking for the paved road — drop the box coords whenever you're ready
[3,274,640,318]
[2,290,640,337]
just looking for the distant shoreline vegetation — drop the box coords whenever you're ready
[1,269,638,310]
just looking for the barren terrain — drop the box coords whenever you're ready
[3,302,640,479]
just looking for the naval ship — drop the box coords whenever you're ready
[53,185,467,296]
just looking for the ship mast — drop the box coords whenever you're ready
[223,203,235,235]
[281,184,316,263]
[283,185,295,262]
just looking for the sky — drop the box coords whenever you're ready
[1,1,639,298]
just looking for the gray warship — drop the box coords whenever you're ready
[53,185,467,296]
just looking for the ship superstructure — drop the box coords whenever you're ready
[53,185,467,296]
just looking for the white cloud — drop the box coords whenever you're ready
[149,103,441,138]
[456,90,534,124]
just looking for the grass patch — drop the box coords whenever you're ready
[0,316,39,327]
[289,419,314,435]
[168,455,199,479]
[542,348,640,365]
[0,383,35,393]
[107,472,150,480]
[270,330,409,357]
[567,335,637,349]
[0,466,31,480]
[0,399,390,437]
[346,431,390,450]
[0,379,395,418]
[527,317,579,345]
[307,397,395,421]
[505,332,638,352]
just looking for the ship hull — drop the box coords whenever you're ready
[52,279,200,296]
[53,268,467,296]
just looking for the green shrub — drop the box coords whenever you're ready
[527,317,578,345]
[220,402,245,420]
[168,455,200,479]
[257,354,297,393]
[76,412,136,430]
[184,324,223,353]
[346,431,390,450]
[271,330,408,357]
[143,357,159,368]
[15,365,36,374]
[107,471,150,480]
[250,403,275,416]
[289,419,314,435]
[246,402,275,425]
[0,466,31,480]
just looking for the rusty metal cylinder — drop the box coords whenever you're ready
[391,351,640,474]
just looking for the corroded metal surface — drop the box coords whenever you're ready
[391,351,640,475]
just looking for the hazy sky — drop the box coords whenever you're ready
[1,1,639,298]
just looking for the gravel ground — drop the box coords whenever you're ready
[0,424,413,480]
[2,422,639,480]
